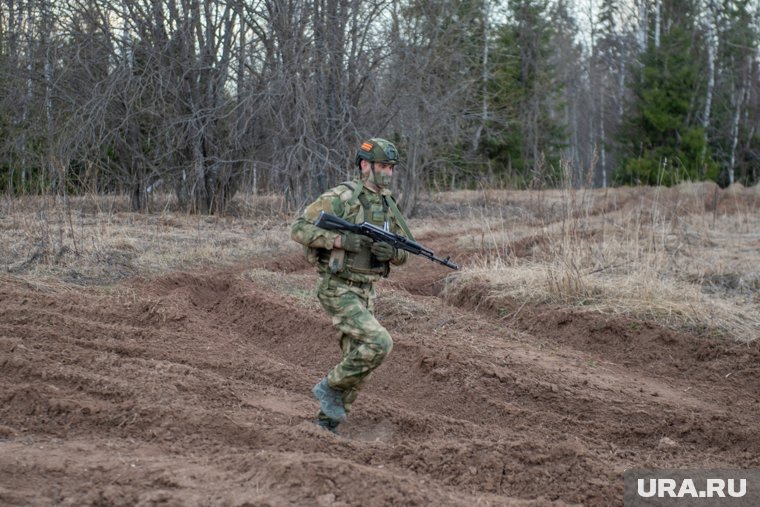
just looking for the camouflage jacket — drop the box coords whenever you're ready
[291,178,409,283]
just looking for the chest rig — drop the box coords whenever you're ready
[321,179,414,279]
[337,181,390,276]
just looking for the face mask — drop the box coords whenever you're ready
[370,164,392,188]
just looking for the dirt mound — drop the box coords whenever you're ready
[2,239,758,505]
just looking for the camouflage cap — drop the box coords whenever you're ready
[355,138,399,166]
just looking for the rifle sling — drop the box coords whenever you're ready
[383,195,415,241]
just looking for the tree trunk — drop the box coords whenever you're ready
[42,0,56,193]
[398,141,420,216]
[192,132,210,214]
[473,0,490,153]
[600,90,607,188]
[654,0,661,49]
[728,60,752,186]
[638,0,647,52]
[701,4,716,175]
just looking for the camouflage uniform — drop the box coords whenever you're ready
[291,177,409,425]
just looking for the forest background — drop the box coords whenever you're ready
[1,0,758,215]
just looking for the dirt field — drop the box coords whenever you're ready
[1,186,759,506]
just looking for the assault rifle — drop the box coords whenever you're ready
[314,211,459,270]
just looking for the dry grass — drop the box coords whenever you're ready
[0,192,297,285]
[2,184,758,342]
[442,182,760,342]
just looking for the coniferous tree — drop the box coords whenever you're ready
[485,0,565,186]
[616,0,719,185]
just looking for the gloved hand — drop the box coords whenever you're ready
[340,232,372,253]
[371,241,395,262]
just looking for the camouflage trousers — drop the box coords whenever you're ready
[316,274,393,420]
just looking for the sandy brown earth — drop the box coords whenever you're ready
[1,225,759,506]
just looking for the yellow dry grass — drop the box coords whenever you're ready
[0,193,296,284]
[1,184,758,342]
[442,182,760,342]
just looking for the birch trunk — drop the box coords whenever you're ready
[638,0,648,52]
[729,92,740,186]
[701,3,716,175]
[654,0,661,49]
[473,0,490,153]
[728,60,752,186]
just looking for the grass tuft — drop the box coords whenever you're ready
[442,183,760,342]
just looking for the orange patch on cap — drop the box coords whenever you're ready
[360,142,373,151]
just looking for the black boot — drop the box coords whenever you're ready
[314,417,340,434]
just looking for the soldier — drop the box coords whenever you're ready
[291,138,414,434]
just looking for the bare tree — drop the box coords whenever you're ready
[2,0,759,205]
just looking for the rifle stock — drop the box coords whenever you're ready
[313,212,359,233]
[314,211,459,270]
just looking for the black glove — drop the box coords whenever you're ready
[340,232,372,253]
[371,241,395,262]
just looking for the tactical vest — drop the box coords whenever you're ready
[343,185,389,276]
[314,179,414,280]
[315,180,383,277]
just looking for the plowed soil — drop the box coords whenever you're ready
[2,228,759,506]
